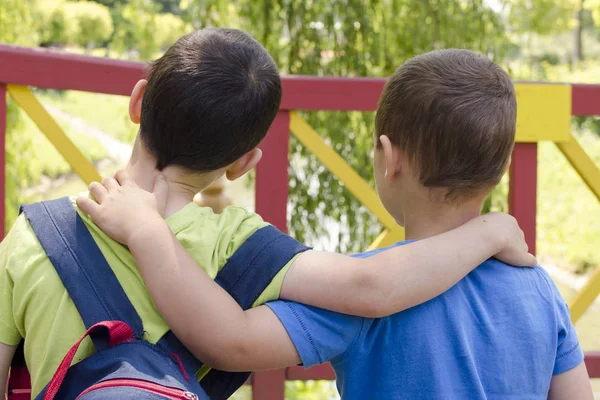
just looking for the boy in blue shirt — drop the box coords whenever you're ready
[77,50,586,398]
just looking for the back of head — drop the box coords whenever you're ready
[140,28,281,171]
[375,49,516,200]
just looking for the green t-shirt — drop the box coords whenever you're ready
[0,196,291,397]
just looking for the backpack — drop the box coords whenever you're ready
[11,197,308,399]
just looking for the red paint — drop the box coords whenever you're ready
[252,370,285,400]
[6,367,30,400]
[0,44,145,96]
[584,352,600,378]
[287,364,336,381]
[0,85,5,239]
[4,44,600,115]
[7,392,30,400]
[281,76,385,111]
[509,143,537,255]
[572,84,600,116]
[255,111,290,232]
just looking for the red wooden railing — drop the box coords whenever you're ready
[1,44,600,398]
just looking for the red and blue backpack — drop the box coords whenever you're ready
[9,197,308,399]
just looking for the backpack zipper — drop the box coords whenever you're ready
[75,378,199,399]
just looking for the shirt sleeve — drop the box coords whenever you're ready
[539,269,584,375]
[266,300,365,368]
[0,216,24,346]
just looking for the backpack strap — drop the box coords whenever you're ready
[198,225,310,399]
[21,197,145,348]
[157,225,310,399]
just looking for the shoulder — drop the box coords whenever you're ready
[180,204,268,241]
[1,213,45,262]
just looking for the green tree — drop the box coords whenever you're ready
[183,0,510,253]
[154,13,191,50]
[62,1,114,49]
[108,0,160,59]
[508,0,577,35]
[34,0,72,46]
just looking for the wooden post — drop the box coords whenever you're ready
[255,111,290,232]
[252,111,290,399]
[508,143,537,255]
[0,85,6,239]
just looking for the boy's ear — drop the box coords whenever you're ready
[379,135,402,180]
[226,148,263,181]
[129,79,148,124]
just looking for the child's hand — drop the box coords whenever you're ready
[76,170,168,245]
[478,212,537,267]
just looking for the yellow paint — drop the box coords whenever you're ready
[367,230,389,251]
[555,136,600,322]
[556,138,600,203]
[290,112,404,241]
[569,266,600,323]
[7,85,101,184]
[515,84,571,143]
[368,228,407,251]
[376,228,405,248]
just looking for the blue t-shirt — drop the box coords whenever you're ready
[267,241,583,400]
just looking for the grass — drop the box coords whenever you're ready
[36,90,138,143]
[537,132,600,270]
[13,101,108,180]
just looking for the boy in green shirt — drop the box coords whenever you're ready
[0,29,534,398]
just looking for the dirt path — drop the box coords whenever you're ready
[45,105,133,163]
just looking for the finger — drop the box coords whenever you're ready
[115,169,136,187]
[152,174,169,217]
[526,253,537,267]
[102,177,120,192]
[76,196,100,218]
[89,181,108,203]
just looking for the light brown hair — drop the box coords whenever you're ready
[375,49,516,200]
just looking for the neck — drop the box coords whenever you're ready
[125,138,213,217]
[401,194,484,241]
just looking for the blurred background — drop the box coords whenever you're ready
[1,0,600,398]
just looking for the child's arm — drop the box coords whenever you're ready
[76,172,535,370]
[548,362,593,400]
[0,343,16,400]
[278,215,532,317]
[78,172,535,317]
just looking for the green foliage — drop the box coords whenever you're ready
[34,0,69,45]
[508,0,577,34]
[0,0,40,227]
[37,91,137,143]
[62,1,114,48]
[154,13,191,49]
[3,98,109,227]
[107,0,159,59]
[285,381,338,399]
[0,0,38,45]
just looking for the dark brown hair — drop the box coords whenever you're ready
[140,28,281,171]
[375,49,516,199]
